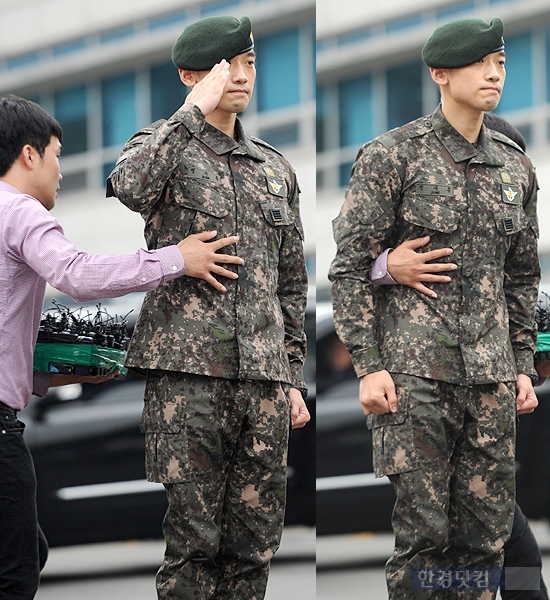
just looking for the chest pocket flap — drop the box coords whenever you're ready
[174,176,231,218]
[399,196,459,234]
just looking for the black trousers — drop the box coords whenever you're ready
[502,503,548,600]
[0,407,48,600]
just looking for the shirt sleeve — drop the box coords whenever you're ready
[4,195,185,303]
[370,248,397,289]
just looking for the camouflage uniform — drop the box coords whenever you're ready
[107,103,307,599]
[329,105,540,599]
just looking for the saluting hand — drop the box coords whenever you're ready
[177,230,243,292]
[186,60,230,116]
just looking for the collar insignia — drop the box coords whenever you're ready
[501,171,512,184]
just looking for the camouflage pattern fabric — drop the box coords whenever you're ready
[142,371,290,600]
[371,374,516,599]
[329,104,540,385]
[107,103,308,389]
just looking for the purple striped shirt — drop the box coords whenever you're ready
[0,181,185,411]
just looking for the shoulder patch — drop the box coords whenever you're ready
[377,115,433,149]
[248,135,285,158]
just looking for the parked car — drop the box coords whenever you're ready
[22,292,315,547]
[316,301,550,536]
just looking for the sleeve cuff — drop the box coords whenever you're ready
[173,103,207,135]
[351,345,384,377]
[155,245,186,278]
[370,248,398,290]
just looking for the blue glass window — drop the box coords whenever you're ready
[386,14,423,34]
[149,11,188,31]
[7,52,39,70]
[256,28,300,111]
[339,161,354,188]
[200,0,240,16]
[387,61,423,130]
[101,73,137,147]
[54,85,88,155]
[100,26,135,45]
[497,33,532,112]
[317,86,327,152]
[53,39,87,57]
[338,75,372,147]
[436,1,476,20]
[259,123,299,147]
[337,29,371,47]
[151,62,187,122]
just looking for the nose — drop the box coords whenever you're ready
[231,63,248,83]
[486,62,501,81]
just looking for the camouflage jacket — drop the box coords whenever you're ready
[329,105,540,385]
[107,104,308,388]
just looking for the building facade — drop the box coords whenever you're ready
[317,0,550,289]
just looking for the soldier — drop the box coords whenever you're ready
[369,113,548,600]
[107,15,309,600]
[329,17,540,600]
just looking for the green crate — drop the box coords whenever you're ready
[33,342,127,376]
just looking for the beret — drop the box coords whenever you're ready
[422,17,505,69]
[172,16,254,71]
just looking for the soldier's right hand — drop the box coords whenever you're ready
[177,230,243,292]
[359,370,397,416]
[186,60,230,116]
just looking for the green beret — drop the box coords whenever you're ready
[422,17,505,69]
[172,16,254,71]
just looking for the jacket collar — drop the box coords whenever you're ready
[431,105,505,167]
[196,117,266,162]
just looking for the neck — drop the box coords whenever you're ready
[205,110,238,139]
[440,100,484,144]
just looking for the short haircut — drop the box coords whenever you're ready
[483,112,526,152]
[0,94,63,177]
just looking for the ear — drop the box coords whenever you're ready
[178,69,199,88]
[18,144,37,170]
[430,67,449,87]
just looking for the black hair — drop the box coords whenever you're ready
[483,112,526,152]
[0,94,63,177]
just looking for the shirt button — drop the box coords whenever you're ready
[172,265,177,271]
[141,277,147,282]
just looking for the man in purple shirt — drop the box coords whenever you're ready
[0,94,242,600]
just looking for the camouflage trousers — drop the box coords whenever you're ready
[370,373,517,600]
[141,372,290,600]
